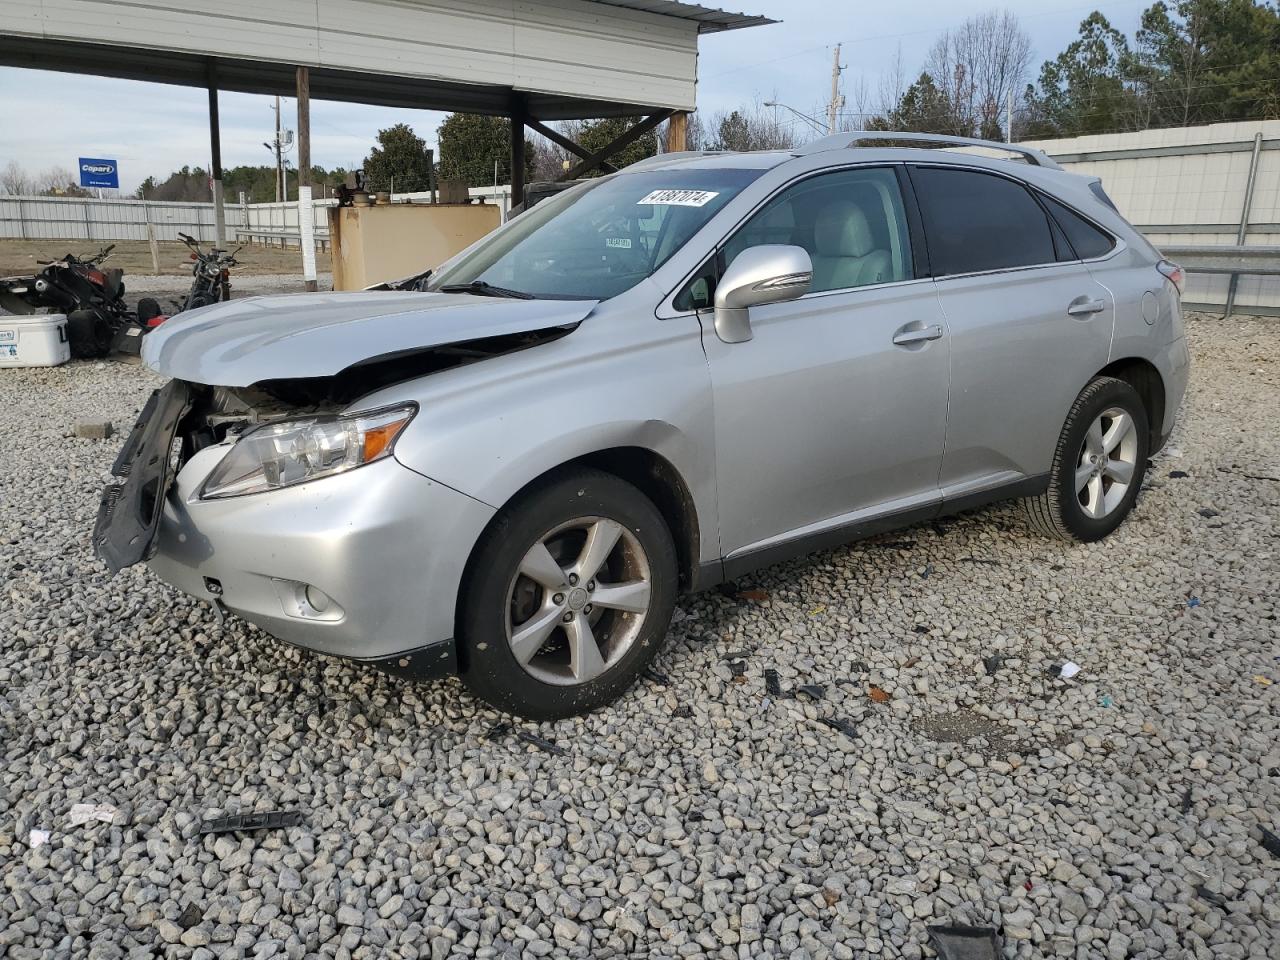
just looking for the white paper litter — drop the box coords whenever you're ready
[69,803,118,826]
[28,829,50,848]
[1060,661,1082,680]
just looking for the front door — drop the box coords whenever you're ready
[697,166,950,562]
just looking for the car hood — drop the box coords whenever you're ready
[142,290,598,387]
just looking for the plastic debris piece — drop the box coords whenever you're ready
[673,704,693,718]
[1180,788,1193,814]
[198,811,302,836]
[1259,826,1280,859]
[1253,675,1273,686]
[1193,884,1228,908]
[1059,661,1082,680]
[486,721,511,742]
[642,667,670,687]
[1099,695,1113,707]
[515,729,567,755]
[913,625,930,635]
[1168,470,1189,478]
[983,656,1004,676]
[737,588,770,601]
[848,659,870,673]
[729,660,747,678]
[1197,507,1220,518]
[1163,446,1183,459]
[69,803,118,827]
[960,556,999,565]
[764,669,782,697]
[809,605,826,616]
[868,686,891,704]
[720,650,751,660]
[28,829,50,849]
[820,716,858,739]
[902,656,920,668]
[927,924,1001,960]
[795,684,825,701]
[1187,597,1202,608]
[920,563,934,579]
[807,804,829,817]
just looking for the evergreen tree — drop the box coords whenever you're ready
[363,123,433,192]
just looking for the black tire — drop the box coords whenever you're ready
[65,309,112,359]
[1023,376,1149,542]
[458,468,677,720]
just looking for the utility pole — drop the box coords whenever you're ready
[273,96,283,202]
[296,66,317,292]
[826,43,845,135]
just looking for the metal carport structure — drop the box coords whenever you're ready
[0,0,772,287]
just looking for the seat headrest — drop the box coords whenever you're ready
[814,202,875,258]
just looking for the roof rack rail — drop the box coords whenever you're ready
[793,131,1062,170]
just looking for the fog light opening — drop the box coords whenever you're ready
[304,585,331,614]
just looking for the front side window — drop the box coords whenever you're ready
[676,167,915,309]
[911,166,1057,276]
[428,168,763,300]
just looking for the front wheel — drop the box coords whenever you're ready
[458,469,677,720]
[1023,376,1149,542]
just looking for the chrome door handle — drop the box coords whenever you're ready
[1067,297,1106,317]
[892,323,943,345]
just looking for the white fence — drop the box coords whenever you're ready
[1028,119,1280,316]
[3,120,1277,312]
[0,186,514,247]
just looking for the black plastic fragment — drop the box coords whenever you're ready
[673,705,693,718]
[912,625,930,635]
[1259,825,1280,858]
[795,684,825,701]
[820,716,858,739]
[983,656,1004,676]
[486,721,511,742]
[721,650,751,660]
[1168,470,1189,478]
[729,660,746,678]
[764,669,782,697]
[199,811,302,836]
[807,804,829,817]
[1180,788,1193,814]
[1197,507,1220,518]
[1193,884,1228,908]
[515,729,567,755]
[928,924,1001,960]
[643,667,670,687]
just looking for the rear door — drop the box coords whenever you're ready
[908,164,1115,497]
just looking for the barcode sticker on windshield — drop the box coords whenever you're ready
[637,189,719,207]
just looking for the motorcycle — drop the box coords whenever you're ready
[176,232,242,312]
[0,245,138,358]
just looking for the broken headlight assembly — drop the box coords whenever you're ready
[199,403,416,499]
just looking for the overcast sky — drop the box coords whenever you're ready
[0,0,1149,193]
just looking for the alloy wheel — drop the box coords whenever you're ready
[505,517,652,686]
[1075,406,1139,519]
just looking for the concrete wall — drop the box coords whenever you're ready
[1025,120,1280,314]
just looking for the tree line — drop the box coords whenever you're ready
[1,1,1273,200]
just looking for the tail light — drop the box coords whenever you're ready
[1157,259,1184,295]
[190,253,198,261]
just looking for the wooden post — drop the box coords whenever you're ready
[207,61,226,246]
[510,95,527,210]
[296,66,317,292]
[668,111,689,152]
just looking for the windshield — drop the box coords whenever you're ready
[428,168,764,300]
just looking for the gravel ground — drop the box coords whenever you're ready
[1,312,1277,960]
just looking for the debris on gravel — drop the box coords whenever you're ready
[1,312,1277,958]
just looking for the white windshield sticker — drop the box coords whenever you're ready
[605,237,632,249]
[637,189,719,207]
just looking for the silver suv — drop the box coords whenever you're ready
[95,132,1190,719]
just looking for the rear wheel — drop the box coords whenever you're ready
[1023,376,1149,542]
[458,469,677,719]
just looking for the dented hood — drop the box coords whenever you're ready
[142,290,597,387]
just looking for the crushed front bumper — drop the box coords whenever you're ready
[94,387,495,675]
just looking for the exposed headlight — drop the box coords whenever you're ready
[200,403,416,499]
[205,263,223,278]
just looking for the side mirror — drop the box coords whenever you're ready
[712,244,812,343]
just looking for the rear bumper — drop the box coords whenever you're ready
[1155,335,1191,442]
[147,445,494,668]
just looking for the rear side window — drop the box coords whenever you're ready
[910,166,1056,276]
[1041,195,1116,260]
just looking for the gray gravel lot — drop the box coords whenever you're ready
[1,312,1278,959]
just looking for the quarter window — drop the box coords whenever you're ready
[1041,195,1116,260]
[911,167,1056,276]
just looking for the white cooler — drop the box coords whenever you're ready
[0,313,70,368]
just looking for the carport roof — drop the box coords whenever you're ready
[587,0,775,31]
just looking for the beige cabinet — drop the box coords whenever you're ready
[328,203,501,290]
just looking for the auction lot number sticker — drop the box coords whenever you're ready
[637,189,719,207]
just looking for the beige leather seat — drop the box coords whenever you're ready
[811,202,892,290]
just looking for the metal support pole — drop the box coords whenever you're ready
[296,65,317,292]
[1224,131,1263,319]
[510,95,527,209]
[207,61,226,247]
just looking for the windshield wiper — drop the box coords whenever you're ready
[437,280,535,300]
